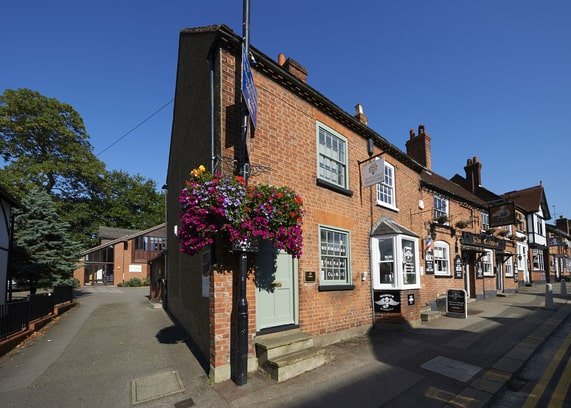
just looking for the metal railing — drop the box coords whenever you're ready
[1,286,74,340]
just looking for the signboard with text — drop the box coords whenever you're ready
[447,289,467,318]
[374,291,401,313]
[361,157,385,188]
[241,47,258,128]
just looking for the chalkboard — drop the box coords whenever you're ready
[447,289,467,318]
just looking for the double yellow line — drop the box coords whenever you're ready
[522,331,571,407]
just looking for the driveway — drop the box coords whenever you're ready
[0,286,227,408]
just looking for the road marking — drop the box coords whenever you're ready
[549,343,571,408]
[522,331,571,408]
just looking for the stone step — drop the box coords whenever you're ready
[420,305,432,314]
[421,310,442,322]
[255,331,314,365]
[263,346,333,382]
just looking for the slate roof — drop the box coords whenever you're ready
[180,24,425,173]
[421,171,487,209]
[503,185,551,219]
[81,224,166,257]
[98,226,141,241]
[371,217,418,237]
[450,174,503,203]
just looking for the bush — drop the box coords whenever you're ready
[118,277,143,287]
[143,276,151,286]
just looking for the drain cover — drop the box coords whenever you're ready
[132,371,185,405]
[421,356,482,382]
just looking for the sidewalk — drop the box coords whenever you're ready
[1,284,568,407]
[213,283,571,408]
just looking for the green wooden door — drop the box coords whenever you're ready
[255,241,297,331]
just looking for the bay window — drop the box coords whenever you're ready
[372,234,420,289]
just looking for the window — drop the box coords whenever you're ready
[505,256,514,277]
[434,194,449,222]
[433,241,450,276]
[536,217,544,236]
[372,235,420,289]
[482,249,494,276]
[376,162,397,210]
[532,249,544,270]
[319,226,351,287]
[317,123,348,189]
[135,235,166,251]
[481,212,490,231]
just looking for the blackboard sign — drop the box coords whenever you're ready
[454,255,463,279]
[305,271,316,282]
[374,291,401,313]
[425,250,434,275]
[447,289,467,318]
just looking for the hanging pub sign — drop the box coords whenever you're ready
[374,291,401,313]
[425,250,434,275]
[476,262,484,279]
[489,201,516,227]
[361,157,385,188]
[454,255,463,279]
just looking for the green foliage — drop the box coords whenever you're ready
[119,277,144,287]
[143,276,151,286]
[0,88,164,248]
[101,170,164,231]
[11,189,81,291]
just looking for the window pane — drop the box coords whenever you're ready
[318,126,347,188]
[320,227,350,284]
[402,239,417,285]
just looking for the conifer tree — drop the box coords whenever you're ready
[12,188,81,292]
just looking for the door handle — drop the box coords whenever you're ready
[271,281,282,288]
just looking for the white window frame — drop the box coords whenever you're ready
[481,212,490,232]
[319,225,351,286]
[371,234,421,290]
[434,194,449,222]
[532,249,544,270]
[433,241,451,276]
[482,249,494,276]
[376,161,398,211]
[316,122,348,190]
[505,256,514,277]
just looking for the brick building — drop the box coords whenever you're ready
[547,218,571,281]
[165,25,434,383]
[73,224,166,286]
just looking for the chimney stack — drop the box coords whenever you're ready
[464,156,482,193]
[556,216,571,234]
[354,104,368,125]
[405,124,432,169]
[278,53,308,82]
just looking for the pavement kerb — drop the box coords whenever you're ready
[447,300,571,408]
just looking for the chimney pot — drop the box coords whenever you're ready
[409,129,416,139]
[354,104,368,125]
[405,124,431,169]
[278,53,286,66]
[418,124,425,135]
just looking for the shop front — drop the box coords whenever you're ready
[460,232,505,299]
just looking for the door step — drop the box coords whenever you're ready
[255,331,334,382]
[421,310,442,322]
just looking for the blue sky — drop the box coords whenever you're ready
[2,1,570,219]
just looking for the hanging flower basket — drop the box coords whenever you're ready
[178,166,304,258]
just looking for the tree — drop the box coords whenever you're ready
[12,189,81,292]
[0,88,106,246]
[0,88,165,247]
[98,170,165,231]
[0,88,105,200]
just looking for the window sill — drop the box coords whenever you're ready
[376,202,399,212]
[319,284,355,292]
[434,273,452,278]
[316,178,353,197]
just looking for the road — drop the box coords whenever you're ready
[491,314,571,407]
[0,286,226,408]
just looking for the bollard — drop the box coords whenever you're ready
[545,283,555,310]
[561,279,568,299]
